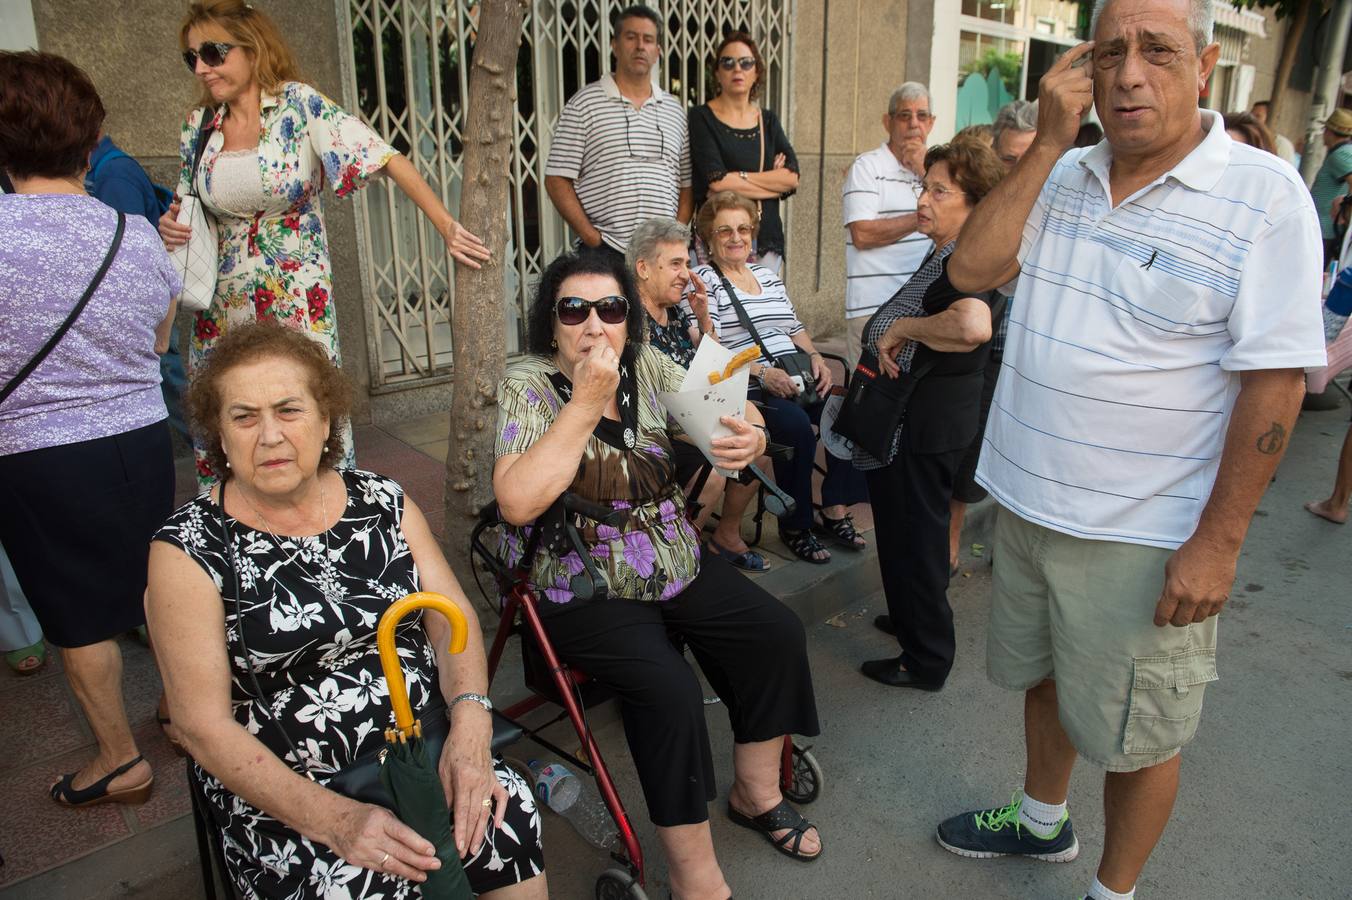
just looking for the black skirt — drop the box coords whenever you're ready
[0,421,173,647]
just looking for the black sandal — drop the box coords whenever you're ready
[814,512,866,551]
[50,755,153,808]
[779,528,830,564]
[727,799,822,863]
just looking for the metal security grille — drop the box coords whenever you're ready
[338,0,794,386]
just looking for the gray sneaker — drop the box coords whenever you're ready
[936,793,1079,862]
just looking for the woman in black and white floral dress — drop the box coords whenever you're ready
[147,324,546,899]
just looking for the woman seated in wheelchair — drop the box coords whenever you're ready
[492,249,823,898]
[146,324,546,900]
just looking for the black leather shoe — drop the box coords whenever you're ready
[859,656,944,691]
[873,614,896,636]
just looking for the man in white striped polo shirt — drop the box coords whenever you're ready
[935,2,1327,900]
[544,4,693,258]
[841,82,934,370]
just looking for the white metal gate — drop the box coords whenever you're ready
[338,0,794,387]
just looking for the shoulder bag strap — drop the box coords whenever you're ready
[186,111,218,199]
[755,108,765,217]
[0,212,127,407]
[708,261,777,363]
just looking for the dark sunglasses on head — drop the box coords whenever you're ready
[556,295,629,326]
[718,56,756,72]
[183,41,236,72]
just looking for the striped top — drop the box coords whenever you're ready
[842,143,932,319]
[977,111,1327,549]
[1310,140,1352,240]
[691,263,803,367]
[545,74,691,254]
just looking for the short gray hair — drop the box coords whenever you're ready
[1090,0,1213,51]
[888,82,931,116]
[626,216,690,273]
[992,100,1038,146]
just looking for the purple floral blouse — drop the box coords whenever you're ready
[494,348,702,604]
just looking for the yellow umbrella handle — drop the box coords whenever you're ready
[378,592,469,738]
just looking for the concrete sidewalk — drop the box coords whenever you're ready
[1,401,954,898]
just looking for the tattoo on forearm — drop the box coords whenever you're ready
[1255,422,1286,455]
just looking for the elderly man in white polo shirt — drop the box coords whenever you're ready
[934,2,1326,900]
[841,82,934,369]
[544,4,693,258]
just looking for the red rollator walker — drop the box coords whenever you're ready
[471,467,823,900]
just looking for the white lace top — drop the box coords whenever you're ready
[203,147,271,218]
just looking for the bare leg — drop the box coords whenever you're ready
[59,640,151,792]
[710,481,758,554]
[481,871,549,899]
[728,739,821,857]
[1097,754,1181,892]
[656,822,731,900]
[1305,421,1352,524]
[1023,679,1077,804]
[687,471,727,532]
[949,499,967,572]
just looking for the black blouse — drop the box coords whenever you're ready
[688,104,798,256]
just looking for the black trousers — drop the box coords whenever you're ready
[865,446,965,684]
[538,553,820,827]
[952,352,1002,504]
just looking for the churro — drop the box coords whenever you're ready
[708,346,760,384]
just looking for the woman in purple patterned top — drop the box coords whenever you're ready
[492,250,822,894]
[0,51,179,809]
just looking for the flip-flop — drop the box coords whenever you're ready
[727,798,822,863]
[4,641,46,676]
[705,540,771,572]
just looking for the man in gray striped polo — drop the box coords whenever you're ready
[544,4,693,259]
[935,2,1326,899]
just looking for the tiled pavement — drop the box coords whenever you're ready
[0,395,897,894]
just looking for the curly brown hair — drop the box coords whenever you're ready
[695,190,760,246]
[923,137,1006,206]
[185,323,353,476]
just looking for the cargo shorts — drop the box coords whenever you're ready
[986,506,1219,772]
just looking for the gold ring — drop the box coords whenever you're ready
[482,798,493,807]
[379,851,390,868]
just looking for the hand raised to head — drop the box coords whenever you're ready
[1035,42,1096,153]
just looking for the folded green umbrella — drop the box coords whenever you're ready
[378,593,474,900]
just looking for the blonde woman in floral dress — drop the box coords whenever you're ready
[159,1,489,483]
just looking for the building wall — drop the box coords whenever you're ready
[784,0,921,341]
[32,0,375,423]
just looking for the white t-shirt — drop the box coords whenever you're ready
[842,143,932,320]
[977,111,1327,549]
[691,263,803,367]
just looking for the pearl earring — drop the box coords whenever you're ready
[323,444,329,453]
[225,460,231,469]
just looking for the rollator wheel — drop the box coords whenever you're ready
[595,867,648,900]
[784,742,823,804]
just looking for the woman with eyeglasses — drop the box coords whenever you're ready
[854,138,1006,692]
[694,191,869,566]
[688,31,798,273]
[492,249,822,896]
[159,0,489,485]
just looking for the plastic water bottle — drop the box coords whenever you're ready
[526,759,617,849]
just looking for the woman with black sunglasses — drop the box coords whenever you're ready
[159,0,489,486]
[688,31,798,273]
[492,249,823,897]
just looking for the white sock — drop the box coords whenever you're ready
[1017,792,1066,838]
[1087,876,1134,900]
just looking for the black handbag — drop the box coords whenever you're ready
[708,262,819,406]
[0,213,126,406]
[831,348,938,461]
[326,701,450,811]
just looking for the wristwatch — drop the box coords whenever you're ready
[447,692,493,717]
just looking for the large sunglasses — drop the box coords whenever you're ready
[182,41,236,72]
[718,56,756,72]
[556,295,629,326]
